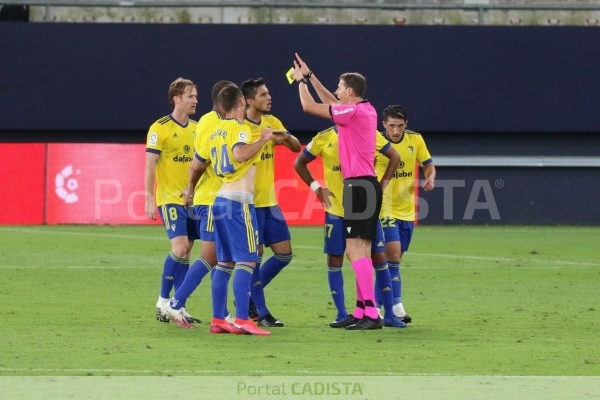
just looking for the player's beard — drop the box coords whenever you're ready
[260,102,271,113]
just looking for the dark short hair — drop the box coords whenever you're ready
[218,83,243,112]
[168,77,196,109]
[382,105,408,122]
[241,78,266,100]
[339,72,367,98]
[211,80,234,104]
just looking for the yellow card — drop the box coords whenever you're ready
[285,67,295,84]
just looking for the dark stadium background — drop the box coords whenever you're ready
[1,24,599,224]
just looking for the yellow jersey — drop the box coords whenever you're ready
[193,110,224,206]
[304,126,391,218]
[246,114,287,207]
[375,130,432,221]
[197,118,256,184]
[146,114,196,206]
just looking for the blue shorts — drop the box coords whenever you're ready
[193,205,215,242]
[255,205,291,246]
[380,217,414,253]
[158,204,199,240]
[212,196,259,263]
[324,213,385,256]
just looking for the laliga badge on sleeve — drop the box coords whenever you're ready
[285,67,295,84]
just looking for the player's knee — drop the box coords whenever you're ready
[327,255,344,266]
[371,251,387,265]
[202,253,217,267]
[171,244,190,258]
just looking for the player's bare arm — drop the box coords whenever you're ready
[379,146,401,193]
[232,128,273,163]
[294,53,339,105]
[184,157,209,207]
[294,152,335,209]
[144,152,159,220]
[421,163,436,191]
[273,130,301,153]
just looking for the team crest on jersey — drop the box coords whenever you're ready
[184,145,190,154]
[149,132,158,146]
[238,131,248,142]
[408,146,414,154]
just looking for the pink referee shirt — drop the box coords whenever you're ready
[330,100,377,179]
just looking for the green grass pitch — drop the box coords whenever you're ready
[0,225,598,377]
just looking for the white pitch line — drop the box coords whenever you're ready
[0,227,165,241]
[0,367,424,375]
[2,227,598,268]
[0,367,551,376]
[293,245,600,267]
[0,367,594,378]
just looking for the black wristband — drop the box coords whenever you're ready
[296,77,309,84]
[304,71,313,79]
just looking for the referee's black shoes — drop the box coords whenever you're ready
[345,316,383,330]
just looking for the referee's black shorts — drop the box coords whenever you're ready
[342,175,383,240]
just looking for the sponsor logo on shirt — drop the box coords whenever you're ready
[333,108,354,116]
[393,170,413,178]
[173,155,193,163]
